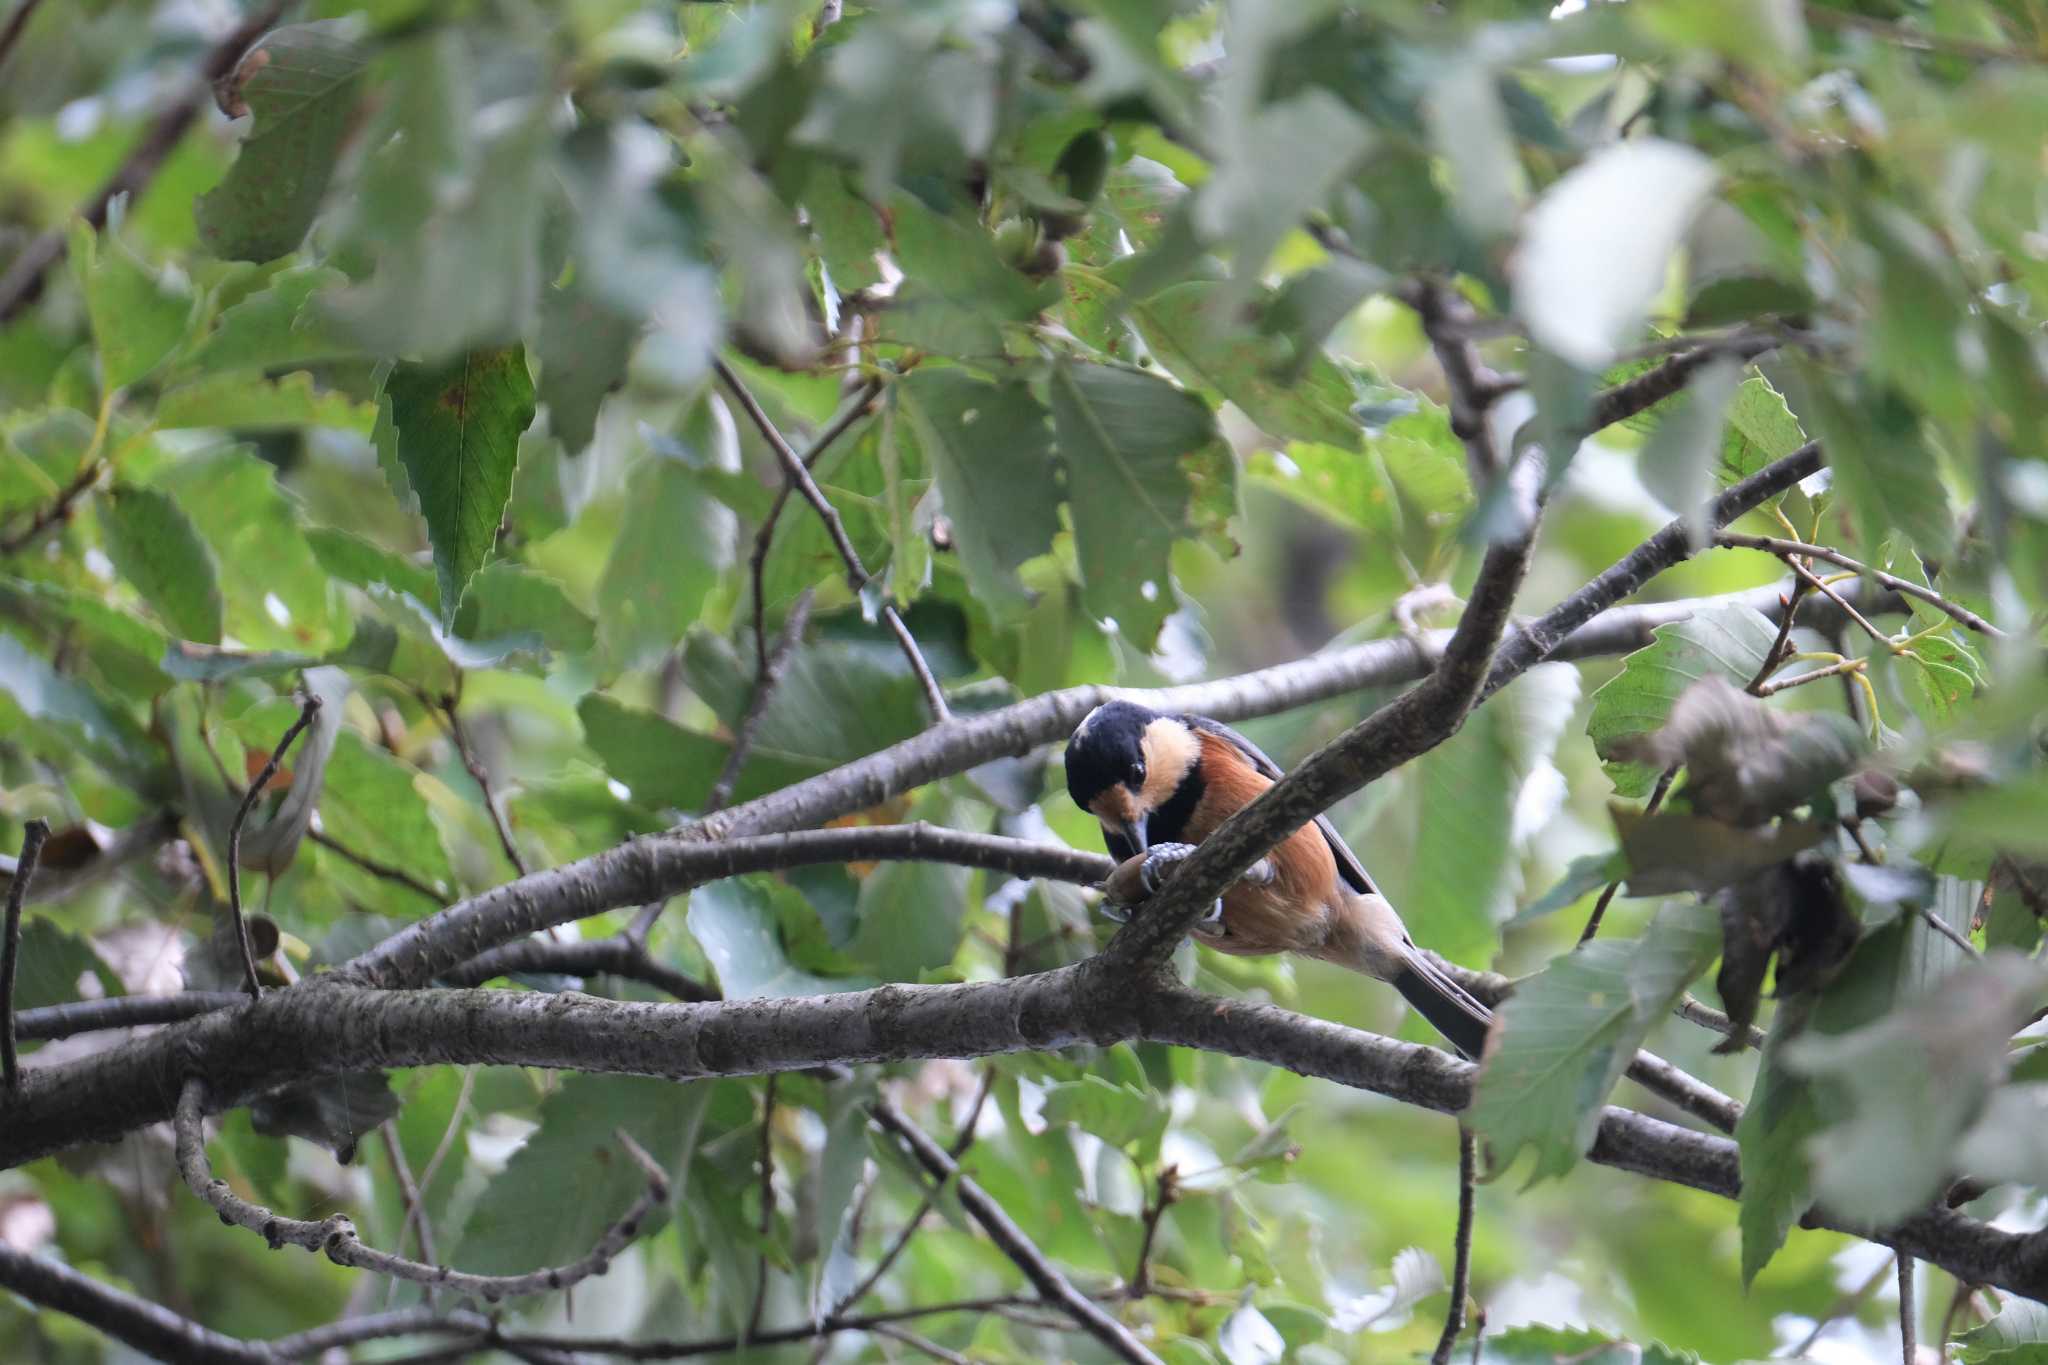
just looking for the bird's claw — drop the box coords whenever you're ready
[1138,842,1199,895]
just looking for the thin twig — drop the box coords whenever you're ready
[836,1069,996,1315]
[1676,994,1767,1051]
[710,588,813,814]
[1745,582,1812,692]
[439,690,528,877]
[440,934,718,1001]
[871,1323,974,1365]
[309,828,447,905]
[0,0,289,322]
[1756,659,1868,696]
[870,1098,1160,1365]
[1130,1165,1178,1297]
[748,378,884,676]
[1900,1254,1918,1365]
[381,1123,441,1307]
[1804,2,2047,64]
[1717,533,2003,638]
[0,458,105,556]
[1580,764,1679,944]
[1431,1128,1478,1365]
[715,359,950,721]
[1781,556,1896,650]
[0,0,49,71]
[1915,904,1982,960]
[1786,1254,1896,1358]
[746,1073,780,1341]
[226,696,321,999]
[1,818,51,1089]
[175,1080,669,1301]
[1938,1278,1980,1362]
[13,990,248,1042]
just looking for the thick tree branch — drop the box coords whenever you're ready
[6,972,2043,1299]
[16,990,249,1041]
[0,1,290,323]
[175,1079,669,1301]
[1,816,51,1089]
[871,1096,1161,1365]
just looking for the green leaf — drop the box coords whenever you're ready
[1049,360,1235,650]
[69,222,192,390]
[1719,374,1807,486]
[851,796,969,983]
[386,345,536,627]
[1469,903,1720,1182]
[1585,604,1779,797]
[1130,282,1360,446]
[99,485,224,644]
[895,370,1060,622]
[0,630,150,779]
[1613,808,1829,896]
[186,266,356,373]
[679,633,931,771]
[687,877,866,999]
[595,452,736,676]
[1637,357,1741,528]
[1409,663,1581,964]
[1804,377,1954,560]
[1511,139,1717,368]
[1199,89,1374,308]
[1514,852,1625,925]
[1956,1301,2048,1363]
[535,278,638,454]
[9,916,121,1013]
[457,1075,708,1275]
[577,695,813,812]
[1784,952,2048,1224]
[878,193,1057,357]
[1734,1035,1822,1285]
[0,578,169,700]
[1040,1075,1169,1162]
[154,371,377,435]
[794,17,997,199]
[317,730,457,905]
[151,446,339,650]
[452,562,595,657]
[193,22,368,262]
[306,526,437,606]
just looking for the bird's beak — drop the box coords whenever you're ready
[1123,813,1149,853]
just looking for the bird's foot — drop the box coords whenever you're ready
[1138,842,1200,895]
[1195,899,1227,933]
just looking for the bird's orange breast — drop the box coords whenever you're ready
[1185,732,1340,956]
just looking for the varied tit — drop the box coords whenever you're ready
[1063,700,1493,1059]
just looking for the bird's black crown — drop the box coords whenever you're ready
[1064,700,1158,808]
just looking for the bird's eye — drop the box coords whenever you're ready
[1127,762,1146,787]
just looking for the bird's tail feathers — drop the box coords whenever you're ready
[1391,951,1494,1060]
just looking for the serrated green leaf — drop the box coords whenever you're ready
[688,877,867,999]
[1719,374,1807,486]
[194,21,368,262]
[1469,903,1720,1182]
[1586,604,1779,797]
[0,630,151,779]
[452,562,595,657]
[1734,1035,1823,1285]
[595,451,736,676]
[1040,1075,1169,1161]
[151,445,338,650]
[896,370,1059,621]
[154,371,376,435]
[456,1075,707,1275]
[1050,360,1234,650]
[317,730,457,904]
[1957,1301,2048,1363]
[0,578,169,700]
[186,266,355,373]
[305,526,437,605]
[98,485,223,644]
[386,346,536,627]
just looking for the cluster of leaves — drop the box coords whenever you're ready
[1,0,2047,1361]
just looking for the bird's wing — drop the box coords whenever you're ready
[1176,714,1380,897]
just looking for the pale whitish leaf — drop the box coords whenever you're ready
[1197,89,1373,309]
[230,668,347,879]
[195,21,369,262]
[535,277,637,455]
[1329,1246,1446,1331]
[386,346,535,627]
[1469,903,1720,1182]
[793,11,999,198]
[1425,64,1524,239]
[1049,360,1233,650]
[895,370,1059,620]
[1957,1300,2048,1363]
[1512,140,1717,368]
[1785,952,2048,1224]
[1218,1304,1285,1365]
[457,1076,709,1275]
[1954,1083,2048,1194]
[1409,663,1580,964]
[1638,356,1741,540]
[1586,604,1779,797]
[688,877,868,999]
[99,485,223,644]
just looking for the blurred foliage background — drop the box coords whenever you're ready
[1,0,2046,1361]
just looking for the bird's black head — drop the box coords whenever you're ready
[1064,700,1158,812]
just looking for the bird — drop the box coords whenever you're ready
[1063,699,1493,1058]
